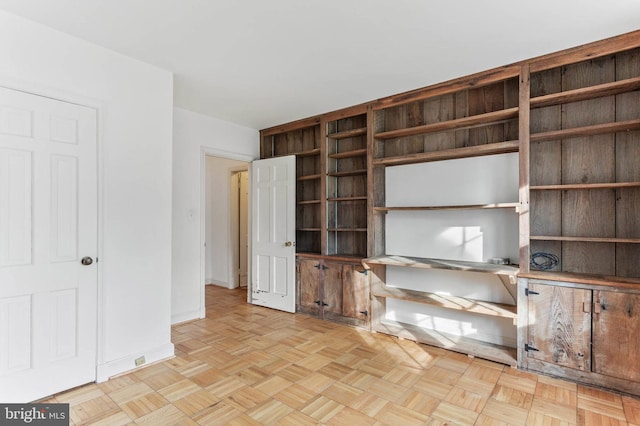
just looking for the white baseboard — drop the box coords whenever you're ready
[171,308,204,325]
[96,342,175,382]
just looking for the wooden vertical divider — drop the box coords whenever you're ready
[519,64,531,274]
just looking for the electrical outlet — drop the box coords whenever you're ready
[135,356,146,367]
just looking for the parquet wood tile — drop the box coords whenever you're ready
[320,381,364,406]
[46,285,640,425]
[444,386,489,413]
[398,389,440,416]
[325,406,377,426]
[171,389,219,417]
[299,395,344,423]
[623,396,640,424]
[530,397,578,423]
[433,400,480,425]
[376,401,431,425]
[120,392,169,420]
[157,379,201,402]
[273,384,317,410]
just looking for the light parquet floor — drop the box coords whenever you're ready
[47,285,640,425]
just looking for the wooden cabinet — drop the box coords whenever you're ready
[260,110,371,328]
[296,256,370,328]
[523,281,591,371]
[521,278,640,395]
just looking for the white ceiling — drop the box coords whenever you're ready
[1,1,639,130]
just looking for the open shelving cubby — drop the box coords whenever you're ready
[524,46,640,282]
[365,74,523,365]
[326,112,369,258]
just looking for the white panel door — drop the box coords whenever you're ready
[250,156,295,312]
[0,87,97,402]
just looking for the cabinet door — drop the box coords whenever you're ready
[592,291,640,381]
[342,264,370,321]
[321,261,344,317]
[527,283,591,371]
[297,259,321,314]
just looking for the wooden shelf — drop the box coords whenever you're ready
[296,252,364,263]
[327,196,367,202]
[520,271,640,289]
[327,169,367,177]
[296,148,321,157]
[327,228,367,232]
[371,284,516,319]
[363,255,519,276]
[375,107,518,140]
[297,199,321,205]
[373,141,519,167]
[374,202,519,212]
[530,119,640,143]
[531,236,640,244]
[297,174,322,181]
[327,127,367,139]
[297,228,321,232]
[530,182,640,190]
[328,148,367,159]
[372,320,517,366]
[530,76,640,109]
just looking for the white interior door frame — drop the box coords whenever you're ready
[199,147,254,316]
[0,78,106,380]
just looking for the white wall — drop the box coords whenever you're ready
[172,107,258,324]
[205,156,247,287]
[384,153,519,347]
[0,11,174,380]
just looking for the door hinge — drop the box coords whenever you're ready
[525,288,539,296]
[314,300,328,307]
[524,344,539,352]
[359,310,368,316]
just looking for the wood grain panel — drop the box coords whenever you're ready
[527,283,591,371]
[421,94,456,152]
[467,81,505,146]
[297,259,321,314]
[530,191,561,237]
[562,189,615,238]
[341,264,369,321]
[381,105,406,158]
[321,261,343,317]
[592,291,640,381]
[530,69,562,196]
[562,241,615,276]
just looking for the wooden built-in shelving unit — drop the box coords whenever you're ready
[260,30,640,394]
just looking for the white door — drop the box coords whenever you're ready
[0,87,97,402]
[250,156,295,312]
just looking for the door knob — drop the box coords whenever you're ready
[81,256,94,266]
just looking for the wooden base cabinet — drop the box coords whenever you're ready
[296,257,370,329]
[520,277,640,395]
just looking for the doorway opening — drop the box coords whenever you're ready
[203,155,249,295]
